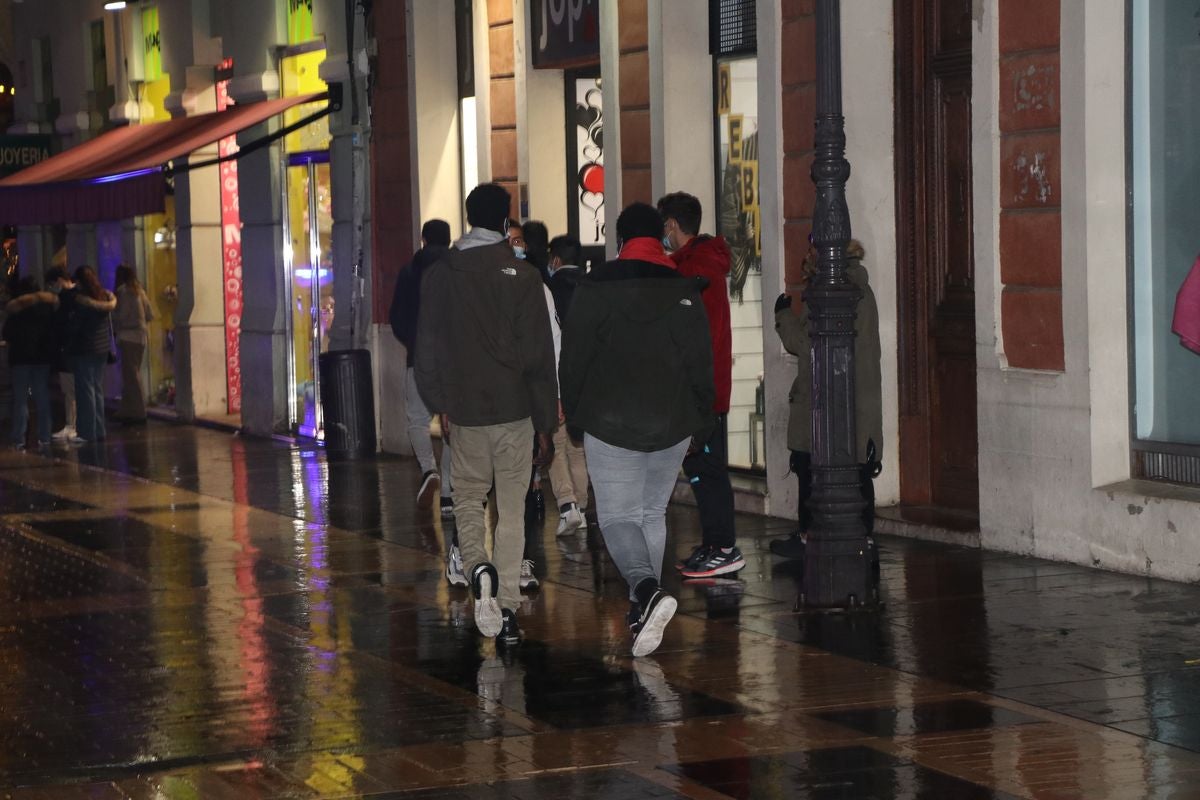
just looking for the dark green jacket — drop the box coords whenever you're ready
[775,257,883,463]
[560,258,715,452]
[414,240,559,433]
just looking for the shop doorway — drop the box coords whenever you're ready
[894,0,979,515]
[284,154,333,439]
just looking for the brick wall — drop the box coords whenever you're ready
[998,0,1063,370]
[781,0,817,298]
[488,0,520,217]
[618,0,651,204]
[370,0,411,323]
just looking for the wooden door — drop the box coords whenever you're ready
[894,0,979,512]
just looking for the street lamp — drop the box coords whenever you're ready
[801,0,875,609]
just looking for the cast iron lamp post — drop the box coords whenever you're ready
[801,0,874,609]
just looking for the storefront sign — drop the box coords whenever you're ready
[288,0,314,45]
[531,0,599,69]
[142,6,162,81]
[0,135,51,177]
[216,59,244,414]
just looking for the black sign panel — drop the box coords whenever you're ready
[530,0,600,69]
[0,135,51,178]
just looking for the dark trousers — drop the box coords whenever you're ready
[682,414,736,549]
[790,450,875,535]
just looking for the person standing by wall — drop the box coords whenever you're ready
[63,266,116,444]
[3,276,58,449]
[657,192,745,579]
[415,185,558,647]
[560,203,715,657]
[770,240,883,558]
[113,265,155,424]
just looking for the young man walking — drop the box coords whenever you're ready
[389,219,454,516]
[545,234,589,536]
[560,203,715,657]
[415,184,558,647]
[657,192,745,578]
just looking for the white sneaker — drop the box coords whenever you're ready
[416,470,440,509]
[519,559,539,590]
[51,426,75,441]
[556,503,585,536]
[470,563,502,638]
[445,544,468,587]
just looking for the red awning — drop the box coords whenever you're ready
[0,92,325,225]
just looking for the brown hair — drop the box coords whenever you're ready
[72,265,106,301]
[114,264,141,293]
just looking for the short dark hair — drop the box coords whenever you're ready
[657,192,702,236]
[45,267,68,284]
[616,202,664,243]
[521,220,549,268]
[465,183,511,233]
[549,234,582,267]
[421,219,451,247]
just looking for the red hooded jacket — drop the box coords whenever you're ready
[671,235,732,413]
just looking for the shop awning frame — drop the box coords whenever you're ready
[0,89,334,226]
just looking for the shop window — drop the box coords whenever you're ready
[1131,0,1200,482]
[713,0,763,471]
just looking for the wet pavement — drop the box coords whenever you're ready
[0,422,1198,798]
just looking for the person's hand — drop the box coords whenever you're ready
[533,432,555,467]
[439,414,451,445]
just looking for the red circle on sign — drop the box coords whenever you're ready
[581,164,604,195]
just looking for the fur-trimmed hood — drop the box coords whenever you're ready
[5,291,58,314]
[74,290,117,312]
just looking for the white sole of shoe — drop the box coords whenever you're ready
[473,572,502,637]
[556,510,585,537]
[417,474,440,510]
[632,594,677,658]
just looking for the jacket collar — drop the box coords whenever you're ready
[618,237,674,269]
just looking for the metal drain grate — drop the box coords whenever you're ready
[1136,449,1200,486]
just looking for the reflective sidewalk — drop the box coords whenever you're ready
[1,422,1199,798]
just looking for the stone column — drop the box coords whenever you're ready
[169,68,229,422]
[231,71,289,436]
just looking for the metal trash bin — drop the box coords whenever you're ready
[318,348,377,460]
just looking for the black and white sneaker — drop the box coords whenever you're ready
[445,544,468,587]
[440,496,454,519]
[629,587,678,658]
[680,546,746,579]
[519,559,539,590]
[470,562,503,637]
[497,608,522,647]
[417,470,440,510]
[675,544,711,572]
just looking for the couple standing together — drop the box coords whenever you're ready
[413,184,742,656]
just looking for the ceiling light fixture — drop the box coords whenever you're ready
[103,1,127,10]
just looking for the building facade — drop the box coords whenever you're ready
[6,0,1199,583]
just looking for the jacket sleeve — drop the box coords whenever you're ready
[774,302,809,356]
[680,285,716,438]
[558,282,600,424]
[413,263,446,413]
[516,274,559,434]
[388,263,415,347]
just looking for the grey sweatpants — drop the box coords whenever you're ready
[585,433,690,601]
[406,367,452,496]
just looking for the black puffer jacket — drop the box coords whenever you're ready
[3,291,58,365]
[389,244,448,367]
[62,288,117,356]
[559,258,715,452]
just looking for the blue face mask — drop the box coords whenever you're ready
[662,236,673,252]
[513,246,526,260]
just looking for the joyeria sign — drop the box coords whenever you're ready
[216,59,244,415]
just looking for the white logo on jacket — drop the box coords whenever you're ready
[501,267,517,276]
[680,298,693,306]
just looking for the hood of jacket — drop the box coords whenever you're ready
[5,291,58,314]
[671,234,731,280]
